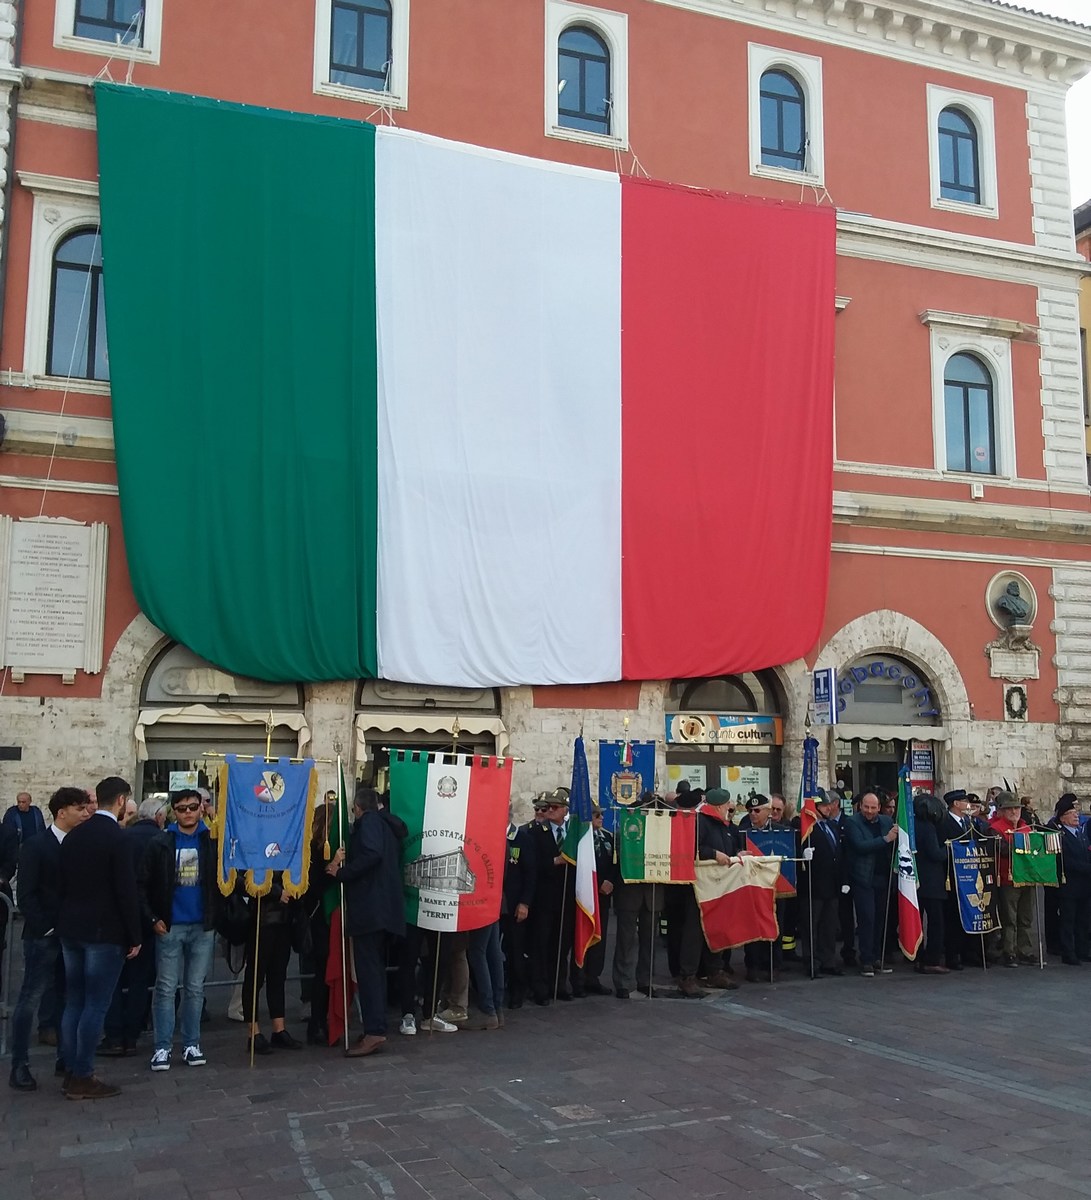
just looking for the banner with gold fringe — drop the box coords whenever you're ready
[217,755,317,897]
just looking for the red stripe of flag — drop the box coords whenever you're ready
[454,756,513,932]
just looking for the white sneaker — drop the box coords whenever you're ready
[419,1017,457,1033]
[399,1013,417,1036]
[182,1045,206,1067]
[150,1048,171,1072]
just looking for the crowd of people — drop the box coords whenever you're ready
[1,774,1088,1102]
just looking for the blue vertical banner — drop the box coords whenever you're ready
[218,755,317,897]
[598,739,656,832]
[802,735,819,799]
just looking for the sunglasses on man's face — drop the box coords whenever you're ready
[173,802,201,813]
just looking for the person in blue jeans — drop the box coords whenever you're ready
[138,789,220,1071]
[9,787,90,1091]
[468,920,505,1030]
[57,776,143,1100]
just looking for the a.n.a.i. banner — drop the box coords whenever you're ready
[389,750,512,931]
[744,829,797,896]
[218,756,317,897]
[618,809,696,883]
[949,836,1001,935]
[598,740,656,832]
[1012,829,1062,887]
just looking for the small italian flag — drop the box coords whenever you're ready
[390,750,512,932]
[896,767,923,960]
[561,737,599,968]
[618,809,697,884]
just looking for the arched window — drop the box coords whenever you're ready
[47,229,108,382]
[558,25,611,136]
[944,352,995,474]
[938,106,980,204]
[330,0,393,91]
[74,0,145,46]
[759,68,806,171]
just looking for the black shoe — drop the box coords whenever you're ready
[534,998,551,1007]
[1004,956,1018,968]
[584,981,610,996]
[555,992,574,1002]
[819,966,844,977]
[636,985,653,998]
[1062,956,1081,966]
[1017,954,1038,966]
[945,962,964,972]
[306,1025,330,1046]
[570,988,586,999]
[615,989,630,999]
[507,998,524,1010]
[54,1060,67,1078]
[248,1034,274,1056]
[96,1040,127,1058]
[9,1064,37,1092]
[270,1030,303,1050]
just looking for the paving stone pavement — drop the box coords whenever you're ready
[2,958,1089,1200]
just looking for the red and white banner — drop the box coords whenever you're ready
[693,857,783,951]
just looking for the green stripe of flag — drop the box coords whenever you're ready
[389,752,430,926]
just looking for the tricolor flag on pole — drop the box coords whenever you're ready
[798,734,820,843]
[896,766,923,960]
[561,736,600,967]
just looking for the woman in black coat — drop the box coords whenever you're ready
[914,793,950,974]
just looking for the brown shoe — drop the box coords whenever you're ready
[65,1075,121,1100]
[679,976,708,999]
[345,1034,386,1058]
[921,964,951,975]
[705,969,739,991]
[472,1014,500,1031]
[37,1029,58,1047]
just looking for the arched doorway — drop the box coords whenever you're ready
[136,643,308,800]
[664,672,785,801]
[832,653,943,797]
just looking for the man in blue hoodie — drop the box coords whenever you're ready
[138,789,220,1071]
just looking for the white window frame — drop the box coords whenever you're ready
[19,172,110,395]
[54,0,163,65]
[748,43,824,187]
[313,0,410,111]
[927,84,998,220]
[545,1,628,151]
[927,321,1015,480]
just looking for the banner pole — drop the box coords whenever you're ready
[337,755,349,1051]
[878,839,896,973]
[554,864,569,1001]
[249,898,261,1069]
[428,932,443,1037]
[648,881,656,998]
[1036,887,1045,970]
[807,854,816,981]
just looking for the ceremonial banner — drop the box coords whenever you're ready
[1011,830,1061,887]
[745,829,797,896]
[799,735,820,843]
[598,739,655,832]
[561,736,600,967]
[949,837,1001,935]
[217,756,317,897]
[390,750,512,931]
[618,809,697,883]
[896,767,923,960]
[95,84,835,689]
[693,857,782,950]
[325,906,356,1046]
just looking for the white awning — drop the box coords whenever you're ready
[832,723,948,744]
[135,705,311,762]
[354,712,509,762]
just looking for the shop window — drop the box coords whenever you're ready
[313,0,409,109]
[545,2,628,148]
[47,229,108,382]
[55,0,163,62]
[759,69,806,172]
[943,352,995,475]
[748,44,824,185]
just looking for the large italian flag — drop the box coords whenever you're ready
[389,751,512,931]
[96,85,836,688]
[693,857,783,951]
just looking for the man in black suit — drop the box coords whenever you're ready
[938,790,974,970]
[8,787,90,1092]
[1054,796,1091,965]
[56,776,142,1100]
[798,792,846,979]
[500,805,536,1008]
[526,791,576,1004]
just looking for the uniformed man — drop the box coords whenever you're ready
[526,791,575,1004]
[501,804,536,1008]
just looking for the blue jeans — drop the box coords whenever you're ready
[153,924,215,1052]
[853,882,891,966]
[11,936,60,1067]
[61,940,126,1078]
[468,922,505,1015]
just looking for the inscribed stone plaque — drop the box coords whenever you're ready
[3,522,91,671]
[987,647,1039,682]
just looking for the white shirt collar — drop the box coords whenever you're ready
[95,809,118,823]
[50,824,66,843]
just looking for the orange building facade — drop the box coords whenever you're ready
[1,0,1090,810]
